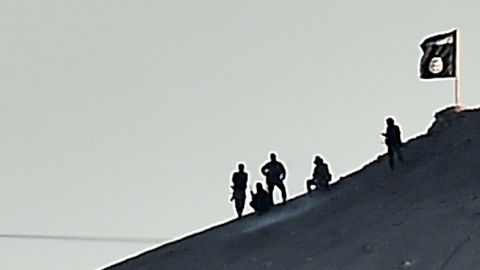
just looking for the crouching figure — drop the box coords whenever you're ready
[250,183,271,214]
[306,155,332,193]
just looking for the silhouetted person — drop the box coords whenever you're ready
[306,155,332,192]
[250,182,271,214]
[261,153,287,205]
[382,117,404,170]
[230,163,248,218]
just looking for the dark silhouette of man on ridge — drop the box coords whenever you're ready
[250,182,271,214]
[382,117,404,170]
[230,163,248,218]
[261,152,287,205]
[306,155,332,192]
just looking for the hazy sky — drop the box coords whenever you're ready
[2,1,480,269]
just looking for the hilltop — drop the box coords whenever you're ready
[104,106,480,270]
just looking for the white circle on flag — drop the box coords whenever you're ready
[429,57,443,74]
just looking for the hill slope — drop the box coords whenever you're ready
[104,107,480,270]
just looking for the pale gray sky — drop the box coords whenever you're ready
[1,1,480,269]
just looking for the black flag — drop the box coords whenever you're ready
[419,29,456,79]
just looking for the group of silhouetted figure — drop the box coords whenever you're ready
[230,153,289,218]
[230,152,332,218]
[230,117,404,218]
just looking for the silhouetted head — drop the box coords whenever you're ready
[314,155,323,164]
[386,117,395,126]
[270,153,277,161]
[238,163,245,171]
[256,182,264,191]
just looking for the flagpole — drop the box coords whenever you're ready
[455,28,462,111]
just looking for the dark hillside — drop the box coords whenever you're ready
[105,107,480,270]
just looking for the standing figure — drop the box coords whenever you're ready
[382,117,404,170]
[261,152,287,205]
[306,155,332,192]
[250,182,271,214]
[230,163,248,218]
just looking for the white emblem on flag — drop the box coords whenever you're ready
[425,35,454,46]
[429,57,443,74]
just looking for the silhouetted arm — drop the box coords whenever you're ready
[230,186,235,201]
[280,163,286,180]
[326,166,332,181]
[231,173,236,189]
[230,174,236,201]
[261,164,269,176]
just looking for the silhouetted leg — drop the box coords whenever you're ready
[278,182,287,204]
[396,148,404,164]
[306,179,315,193]
[388,147,394,170]
[316,178,327,191]
[267,184,275,206]
[235,197,245,218]
[323,178,330,191]
[250,200,256,212]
